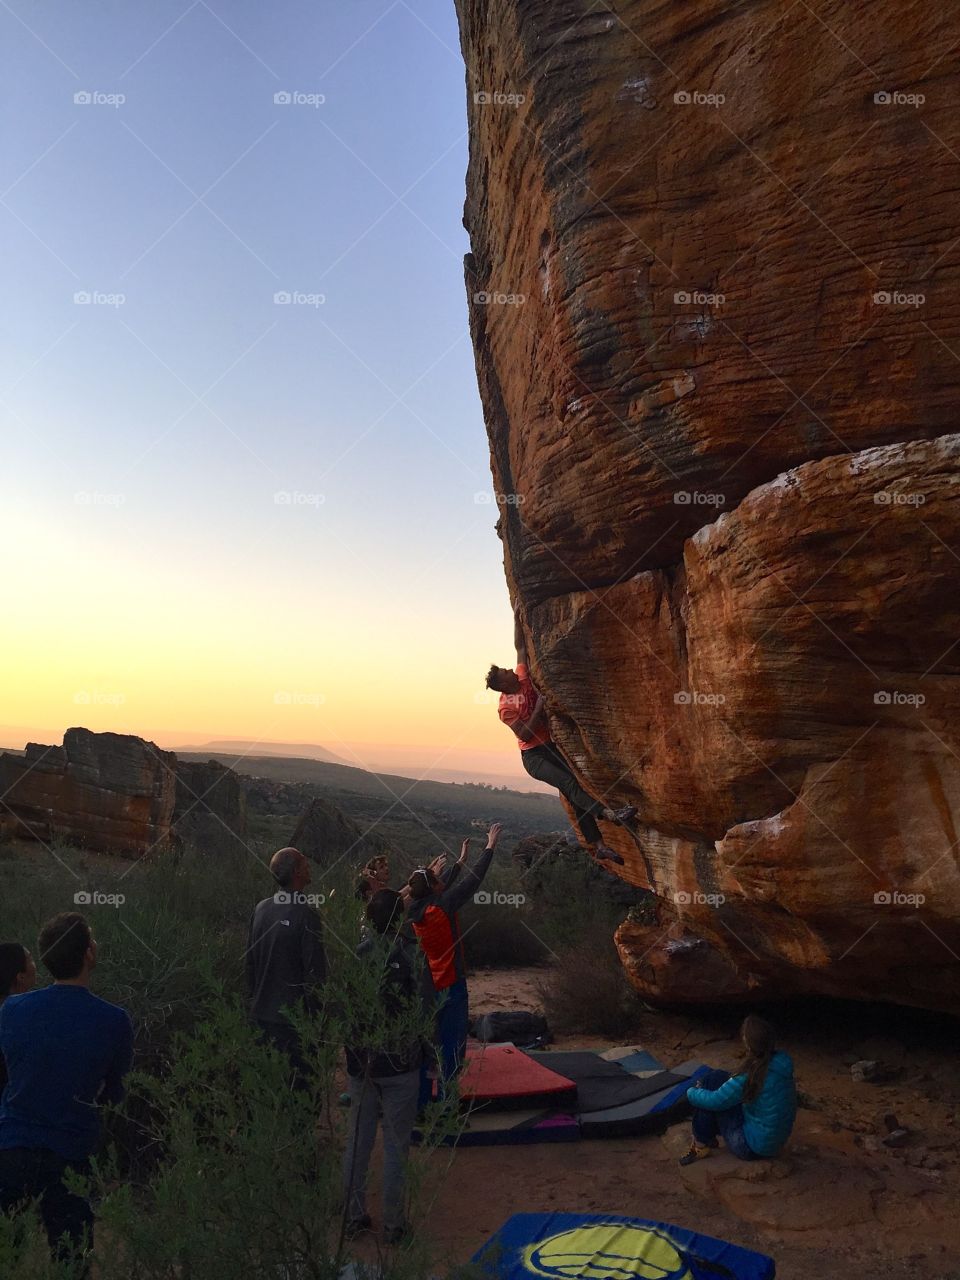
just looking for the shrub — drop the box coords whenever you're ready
[538,936,643,1037]
[460,901,549,967]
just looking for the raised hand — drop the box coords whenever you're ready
[458,838,471,864]
[487,822,503,849]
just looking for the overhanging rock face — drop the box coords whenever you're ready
[455,0,960,1012]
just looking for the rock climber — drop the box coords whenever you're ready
[485,606,636,864]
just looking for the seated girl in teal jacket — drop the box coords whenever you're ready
[680,1015,796,1165]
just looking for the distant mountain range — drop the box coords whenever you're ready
[176,739,351,766]
[173,739,543,792]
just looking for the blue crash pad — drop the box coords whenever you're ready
[470,1211,776,1279]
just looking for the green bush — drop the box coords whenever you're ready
[538,936,643,1037]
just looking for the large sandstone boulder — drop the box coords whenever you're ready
[455,1,960,1012]
[0,728,176,856]
[289,797,390,871]
[173,760,248,855]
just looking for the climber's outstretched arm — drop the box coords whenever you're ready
[514,601,529,667]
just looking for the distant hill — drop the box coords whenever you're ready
[176,739,350,766]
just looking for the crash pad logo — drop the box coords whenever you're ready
[521,1224,693,1279]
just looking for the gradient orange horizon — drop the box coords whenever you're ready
[4,504,531,782]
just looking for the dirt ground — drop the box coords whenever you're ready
[356,966,960,1278]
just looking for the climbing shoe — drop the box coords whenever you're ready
[679,1141,717,1166]
[594,844,625,865]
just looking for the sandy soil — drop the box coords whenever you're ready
[356,966,960,1278]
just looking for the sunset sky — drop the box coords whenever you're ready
[1,1,527,782]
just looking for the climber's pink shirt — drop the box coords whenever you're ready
[498,663,552,751]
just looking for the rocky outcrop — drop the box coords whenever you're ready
[0,728,177,856]
[289,797,390,870]
[173,760,248,855]
[456,1,960,1012]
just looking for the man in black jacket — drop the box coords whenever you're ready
[342,889,428,1244]
[245,847,327,1085]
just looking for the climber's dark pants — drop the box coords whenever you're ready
[521,743,604,845]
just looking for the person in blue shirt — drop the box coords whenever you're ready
[0,912,134,1272]
[0,943,37,1097]
[680,1015,796,1165]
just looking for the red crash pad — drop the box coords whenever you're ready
[459,1043,578,1109]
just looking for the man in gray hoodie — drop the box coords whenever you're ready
[245,847,327,1084]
